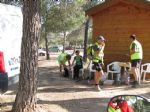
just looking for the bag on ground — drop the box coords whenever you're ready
[63,67,69,77]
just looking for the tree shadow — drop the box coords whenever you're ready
[2,92,150,112]
[5,66,60,95]
[37,97,110,112]
[37,87,95,93]
[6,65,150,97]
[0,97,110,112]
[102,82,150,90]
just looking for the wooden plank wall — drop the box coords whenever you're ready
[92,2,150,67]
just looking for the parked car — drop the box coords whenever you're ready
[38,49,46,56]
[65,46,73,50]
[49,45,63,52]
[57,45,63,51]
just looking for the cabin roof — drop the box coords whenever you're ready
[86,0,150,16]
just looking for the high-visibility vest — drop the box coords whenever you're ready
[57,52,67,64]
[93,42,105,63]
[108,106,122,112]
[130,40,143,60]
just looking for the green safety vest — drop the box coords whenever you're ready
[92,42,105,63]
[57,52,67,64]
[130,40,143,60]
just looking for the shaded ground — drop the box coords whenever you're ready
[0,53,150,112]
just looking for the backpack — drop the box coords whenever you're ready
[63,67,69,77]
[87,45,94,60]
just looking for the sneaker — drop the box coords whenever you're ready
[95,85,101,91]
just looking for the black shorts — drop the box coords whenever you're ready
[92,61,103,72]
[131,59,142,68]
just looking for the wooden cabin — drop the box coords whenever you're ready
[86,0,150,65]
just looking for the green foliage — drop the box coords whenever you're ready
[83,0,104,11]
[67,23,85,46]
[40,0,86,48]
[46,0,85,34]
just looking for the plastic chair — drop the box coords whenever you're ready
[107,62,121,80]
[71,67,84,79]
[141,63,150,81]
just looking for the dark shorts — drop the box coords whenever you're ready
[131,59,142,68]
[92,61,103,72]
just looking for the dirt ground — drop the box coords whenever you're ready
[1,53,150,112]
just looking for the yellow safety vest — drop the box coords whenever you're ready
[57,52,67,64]
[108,106,121,112]
[93,42,105,63]
[130,40,143,60]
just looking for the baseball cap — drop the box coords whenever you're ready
[130,34,136,40]
[97,35,106,41]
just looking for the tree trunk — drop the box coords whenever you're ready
[44,32,50,60]
[12,0,41,112]
[44,10,50,60]
[83,18,90,62]
[63,32,66,51]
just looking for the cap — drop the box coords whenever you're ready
[130,34,136,39]
[97,35,105,41]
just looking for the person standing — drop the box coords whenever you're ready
[92,35,105,91]
[130,34,143,88]
[72,50,83,80]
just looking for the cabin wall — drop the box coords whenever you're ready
[92,3,150,66]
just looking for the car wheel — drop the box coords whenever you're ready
[39,53,44,56]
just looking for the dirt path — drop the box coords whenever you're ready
[1,53,150,112]
[36,54,150,112]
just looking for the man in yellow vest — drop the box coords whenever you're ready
[130,34,143,88]
[57,51,71,76]
[92,35,105,91]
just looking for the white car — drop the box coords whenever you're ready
[38,49,46,56]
